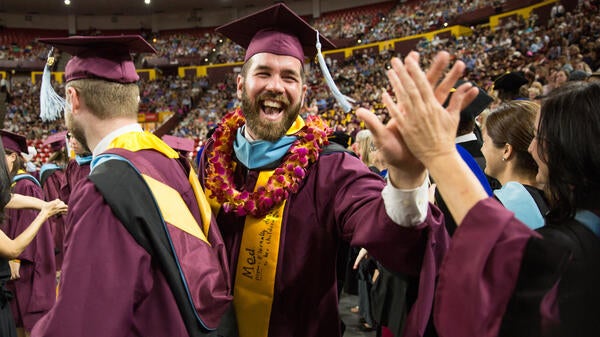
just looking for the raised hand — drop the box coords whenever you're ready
[383,51,478,166]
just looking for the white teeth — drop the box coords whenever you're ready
[263,100,282,109]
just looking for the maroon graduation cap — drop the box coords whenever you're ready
[215,3,335,63]
[1,130,28,154]
[162,135,195,155]
[43,131,68,152]
[37,35,156,84]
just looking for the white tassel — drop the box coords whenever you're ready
[40,48,66,122]
[315,31,354,113]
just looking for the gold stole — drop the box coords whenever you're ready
[233,170,285,337]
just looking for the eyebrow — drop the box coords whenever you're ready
[253,65,301,78]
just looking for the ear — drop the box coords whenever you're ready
[236,75,244,100]
[300,83,307,108]
[66,86,81,114]
[503,143,514,160]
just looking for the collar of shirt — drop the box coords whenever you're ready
[93,123,143,158]
[455,132,478,144]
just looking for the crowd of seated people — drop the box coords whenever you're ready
[0,0,597,169]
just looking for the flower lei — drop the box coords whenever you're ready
[205,108,330,217]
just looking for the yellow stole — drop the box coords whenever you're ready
[107,131,213,243]
[208,117,305,337]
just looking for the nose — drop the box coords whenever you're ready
[265,75,285,93]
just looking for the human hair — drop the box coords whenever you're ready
[485,100,539,177]
[47,148,69,167]
[4,149,24,180]
[536,81,600,222]
[355,129,376,167]
[240,56,306,84]
[0,139,12,222]
[66,79,140,120]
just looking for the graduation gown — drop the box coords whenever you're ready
[434,198,600,337]
[32,147,231,337]
[5,175,56,331]
[199,140,447,337]
[40,165,67,269]
[61,158,91,205]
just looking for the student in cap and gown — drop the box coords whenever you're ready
[0,139,66,337]
[493,71,529,102]
[33,35,231,337]
[39,131,68,271]
[1,130,56,336]
[60,132,92,206]
[198,4,446,337]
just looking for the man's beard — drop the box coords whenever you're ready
[65,110,91,154]
[241,88,301,142]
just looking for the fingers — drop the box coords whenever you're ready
[446,83,479,119]
[425,51,450,88]
[356,107,385,139]
[434,60,467,104]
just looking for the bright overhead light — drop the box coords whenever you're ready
[64,0,71,5]
[144,0,151,4]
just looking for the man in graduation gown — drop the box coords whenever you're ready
[198,4,446,337]
[1,130,56,336]
[32,35,232,337]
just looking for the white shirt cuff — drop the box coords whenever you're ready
[382,176,429,227]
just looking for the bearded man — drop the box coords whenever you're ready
[198,4,448,337]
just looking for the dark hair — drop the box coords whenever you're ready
[0,139,12,222]
[4,149,24,179]
[486,101,539,177]
[537,81,600,222]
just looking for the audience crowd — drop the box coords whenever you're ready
[0,0,598,169]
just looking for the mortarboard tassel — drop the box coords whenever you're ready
[40,48,67,122]
[315,31,355,113]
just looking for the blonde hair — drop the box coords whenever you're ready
[355,129,376,166]
[66,79,140,120]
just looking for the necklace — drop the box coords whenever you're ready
[205,108,330,217]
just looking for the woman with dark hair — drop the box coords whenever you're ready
[358,51,600,337]
[481,100,549,229]
[1,130,61,337]
[0,138,66,337]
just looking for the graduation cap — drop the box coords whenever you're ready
[493,71,528,92]
[0,130,28,154]
[37,35,157,121]
[43,131,68,152]
[445,80,494,120]
[38,35,156,83]
[216,3,335,62]
[216,3,355,112]
[162,135,195,156]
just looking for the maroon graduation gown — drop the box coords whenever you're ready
[60,159,91,205]
[199,144,447,337]
[32,149,230,337]
[5,177,56,331]
[41,169,67,270]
